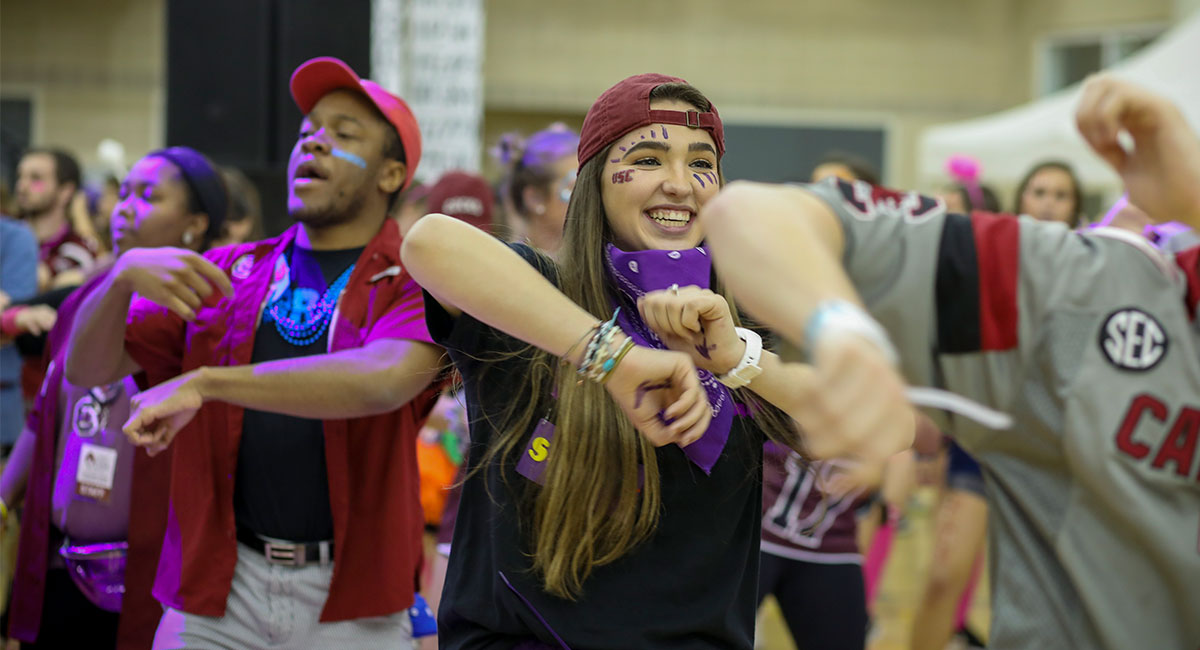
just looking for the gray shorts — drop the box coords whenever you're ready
[152,543,414,650]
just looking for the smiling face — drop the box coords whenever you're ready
[600,98,720,251]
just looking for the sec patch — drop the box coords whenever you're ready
[1099,307,1168,372]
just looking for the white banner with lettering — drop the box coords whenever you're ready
[371,0,484,184]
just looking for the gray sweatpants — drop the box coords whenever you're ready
[152,543,414,649]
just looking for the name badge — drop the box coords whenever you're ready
[513,418,644,490]
[75,443,118,503]
[515,418,555,485]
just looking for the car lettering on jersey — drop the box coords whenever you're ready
[1113,394,1200,481]
[1099,308,1168,372]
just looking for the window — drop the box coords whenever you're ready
[1038,26,1164,96]
[0,96,34,194]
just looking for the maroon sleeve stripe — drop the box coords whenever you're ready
[971,212,1020,350]
[934,212,1020,353]
[1176,246,1200,320]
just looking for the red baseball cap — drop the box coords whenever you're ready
[577,73,724,169]
[426,171,494,233]
[290,56,422,190]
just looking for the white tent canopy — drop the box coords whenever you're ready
[918,13,1200,191]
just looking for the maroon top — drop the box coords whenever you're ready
[123,219,439,622]
[760,442,865,564]
[39,223,98,277]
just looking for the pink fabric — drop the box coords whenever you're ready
[862,507,898,612]
[955,551,984,630]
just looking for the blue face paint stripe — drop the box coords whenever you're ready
[332,148,367,169]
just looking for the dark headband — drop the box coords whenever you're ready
[148,147,228,238]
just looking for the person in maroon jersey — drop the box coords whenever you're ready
[758,443,870,649]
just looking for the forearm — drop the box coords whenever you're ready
[702,182,857,349]
[0,427,36,506]
[190,339,443,419]
[742,350,812,421]
[403,214,601,362]
[65,270,138,386]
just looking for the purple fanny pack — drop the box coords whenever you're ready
[59,539,127,612]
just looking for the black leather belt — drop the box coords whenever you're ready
[236,527,333,567]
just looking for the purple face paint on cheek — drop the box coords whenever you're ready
[693,173,706,188]
[706,172,718,186]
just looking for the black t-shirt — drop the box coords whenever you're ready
[426,243,765,650]
[234,243,363,542]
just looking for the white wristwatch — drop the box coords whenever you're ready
[718,327,763,389]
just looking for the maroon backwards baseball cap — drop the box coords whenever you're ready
[427,171,494,233]
[290,56,422,190]
[577,73,724,168]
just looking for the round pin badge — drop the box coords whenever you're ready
[232,254,255,280]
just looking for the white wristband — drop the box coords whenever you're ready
[804,300,898,365]
[718,327,764,389]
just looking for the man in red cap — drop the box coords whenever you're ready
[66,56,444,649]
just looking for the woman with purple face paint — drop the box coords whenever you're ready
[402,73,913,649]
[492,124,579,253]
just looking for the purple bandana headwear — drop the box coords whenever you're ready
[605,244,734,474]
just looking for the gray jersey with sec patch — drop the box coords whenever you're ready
[806,178,1200,650]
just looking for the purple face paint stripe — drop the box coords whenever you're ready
[619,146,627,152]
[651,130,656,138]
[693,173,706,188]
[498,571,573,650]
[611,159,620,163]
[662,126,669,139]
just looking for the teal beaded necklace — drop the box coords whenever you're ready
[267,263,356,346]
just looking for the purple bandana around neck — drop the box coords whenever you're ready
[604,243,734,474]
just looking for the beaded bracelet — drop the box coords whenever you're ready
[595,335,635,384]
[584,328,622,383]
[577,308,624,383]
[563,323,600,368]
[578,309,638,383]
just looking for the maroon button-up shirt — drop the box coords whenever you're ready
[124,219,439,622]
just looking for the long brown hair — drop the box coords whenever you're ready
[477,82,800,599]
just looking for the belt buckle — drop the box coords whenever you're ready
[263,541,305,567]
[686,110,701,127]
